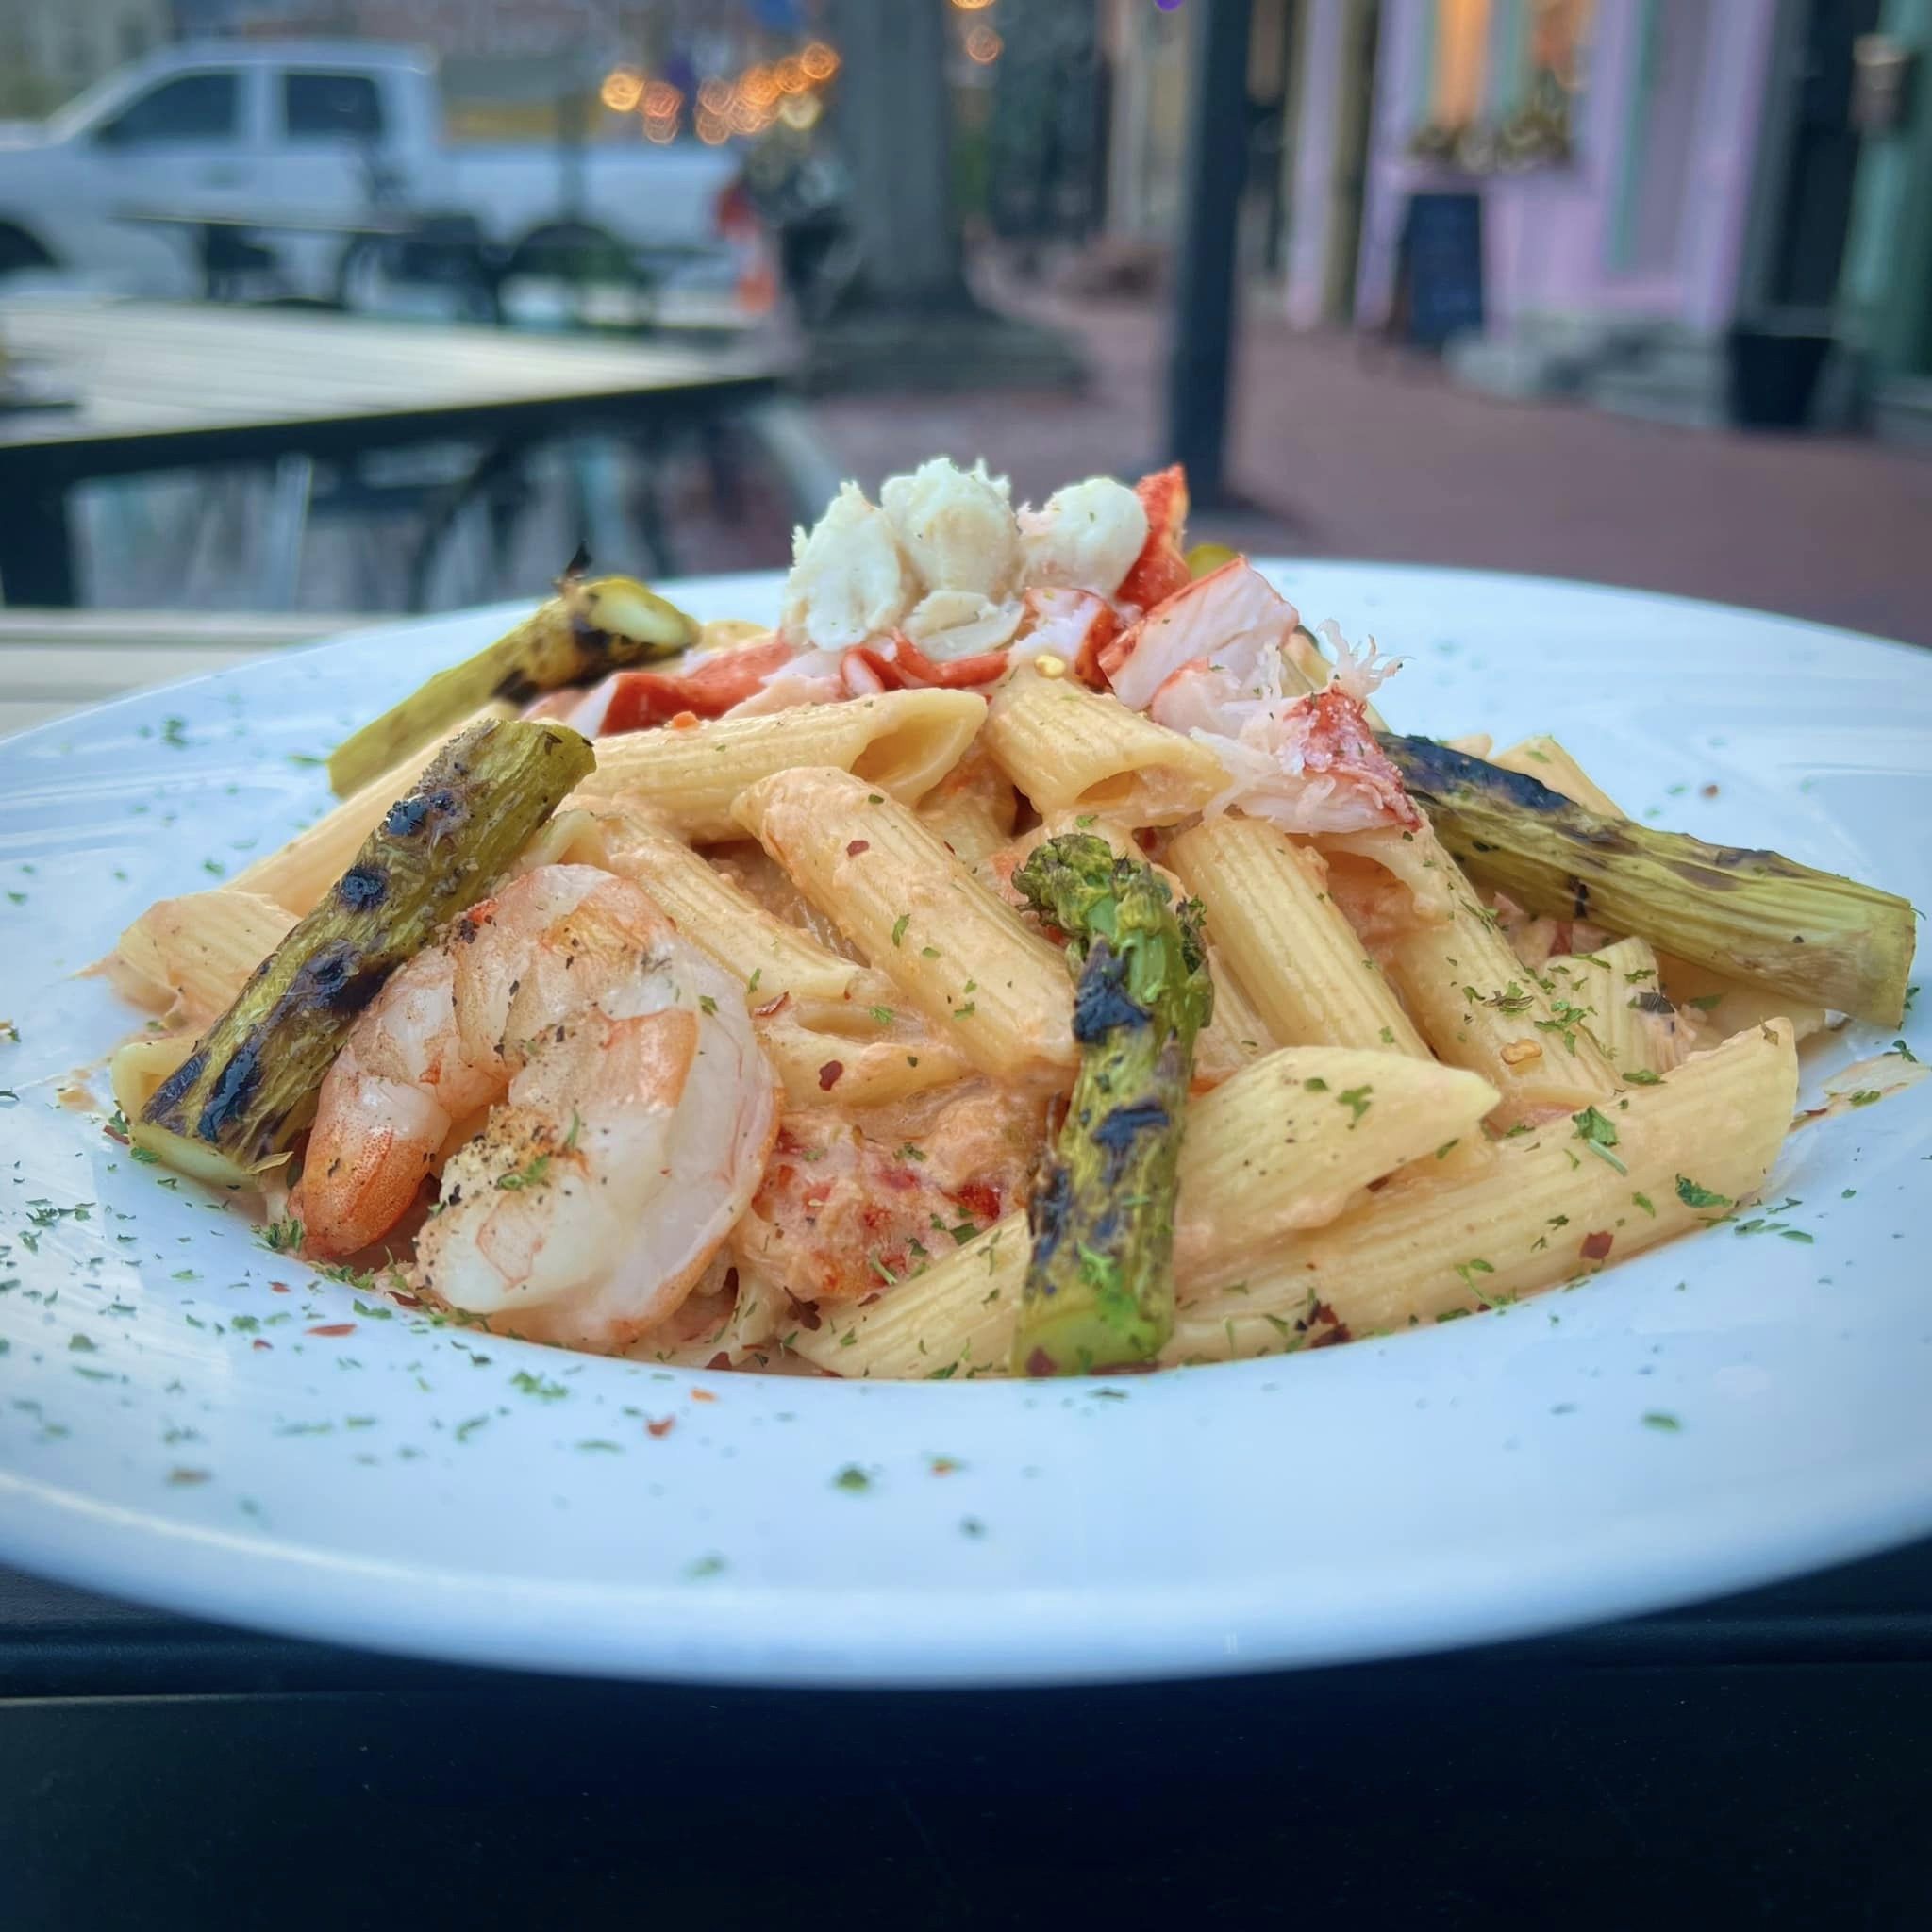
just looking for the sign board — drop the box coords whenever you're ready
[1399,191,1485,351]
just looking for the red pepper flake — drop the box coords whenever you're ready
[102,1121,130,1146]
[645,1416,675,1438]
[167,1468,211,1487]
[1024,1347,1056,1378]
[668,709,700,729]
[1308,1323,1355,1349]
[689,1387,717,1404]
[1580,1230,1614,1261]
[1700,783,1720,799]
[818,1059,844,1091]
[846,839,870,857]
[269,1281,291,1294]
[929,1457,960,1477]
[754,991,791,1020]
[706,1351,733,1372]
[306,1323,356,1337]
[251,1339,273,1352]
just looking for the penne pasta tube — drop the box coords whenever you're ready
[100,889,296,1026]
[1383,824,1617,1125]
[983,666,1227,825]
[1165,1020,1798,1363]
[1656,952,1828,1043]
[1312,823,1460,925]
[235,700,515,915]
[1194,944,1280,1087]
[791,1213,1027,1380]
[915,744,1019,868]
[1172,1047,1498,1290]
[794,1046,1500,1375]
[734,766,1076,1087]
[1168,816,1430,1057]
[1543,939,1696,1077]
[576,689,987,842]
[560,802,880,1006]
[757,1015,974,1109]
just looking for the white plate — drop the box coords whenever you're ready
[2,566,1928,1687]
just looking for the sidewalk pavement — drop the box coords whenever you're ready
[808,285,1932,649]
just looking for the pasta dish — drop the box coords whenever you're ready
[102,459,1917,1377]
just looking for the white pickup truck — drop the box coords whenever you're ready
[0,41,746,306]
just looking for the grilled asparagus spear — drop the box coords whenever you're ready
[138,718,593,1185]
[327,568,695,797]
[1381,734,1915,1027]
[1011,834,1214,1376]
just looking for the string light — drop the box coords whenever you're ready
[951,0,996,10]
[800,42,840,80]
[599,67,643,111]
[776,92,823,130]
[964,25,1002,62]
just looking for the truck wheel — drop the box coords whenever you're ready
[0,225,55,280]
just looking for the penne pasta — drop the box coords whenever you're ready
[794,1046,1499,1375]
[734,766,1076,1087]
[1172,1047,1498,1289]
[1165,1020,1798,1362]
[235,700,515,914]
[757,1014,974,1109]
[1168,815,1430,1057]
[1382,824,1617,1124]
[1656,952,1828,1043]
[915,743,1020,867]
[576,688,986,841]
[983,665,1227,825]
[101,889,295,1026]
[561,801,879,1006]
[1543,938,1696,1078]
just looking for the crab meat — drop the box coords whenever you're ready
[1016,475,1148,598]
[1008,586,1119,683]
[781,481,917,650]
[880,458,1018,601]
[1100,558,1302,711]
[903,589,1025,660]
[1115,464,1193,611]
[1183,686,1420,836]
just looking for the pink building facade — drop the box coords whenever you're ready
[1286,0,1784,346]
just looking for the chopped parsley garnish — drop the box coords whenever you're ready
[494,1153,551,1191]
[1641,1411,1681,1433]
[1847,1089,1881,1108]
[1620,1068,1661,1084]
[832,1464,873,1493]
[698,994,718,1016]
[1336,1085,1373,1126]
[891,913,910,948]
[1571,1106,1625,1173]
[1631,1191,1656,1218]
[261,1217,304,1254]
[1302,1076,1329,1093]
[870,1005,896,1024]
[1674,1174,1731,1209]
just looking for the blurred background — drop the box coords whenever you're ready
[1,0,1929,648]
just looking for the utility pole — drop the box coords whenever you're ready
[1164,0,1254,507]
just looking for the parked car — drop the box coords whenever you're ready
[0,41,747,308]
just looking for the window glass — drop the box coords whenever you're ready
[283,72,384,142]
[99,73,239,145]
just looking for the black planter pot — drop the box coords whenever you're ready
[1726,326,1834,430]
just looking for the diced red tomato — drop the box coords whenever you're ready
[1116,464,1193,612]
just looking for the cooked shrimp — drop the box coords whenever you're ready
[292,863,777,1351]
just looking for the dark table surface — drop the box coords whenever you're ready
[8,1540,1931,1927]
